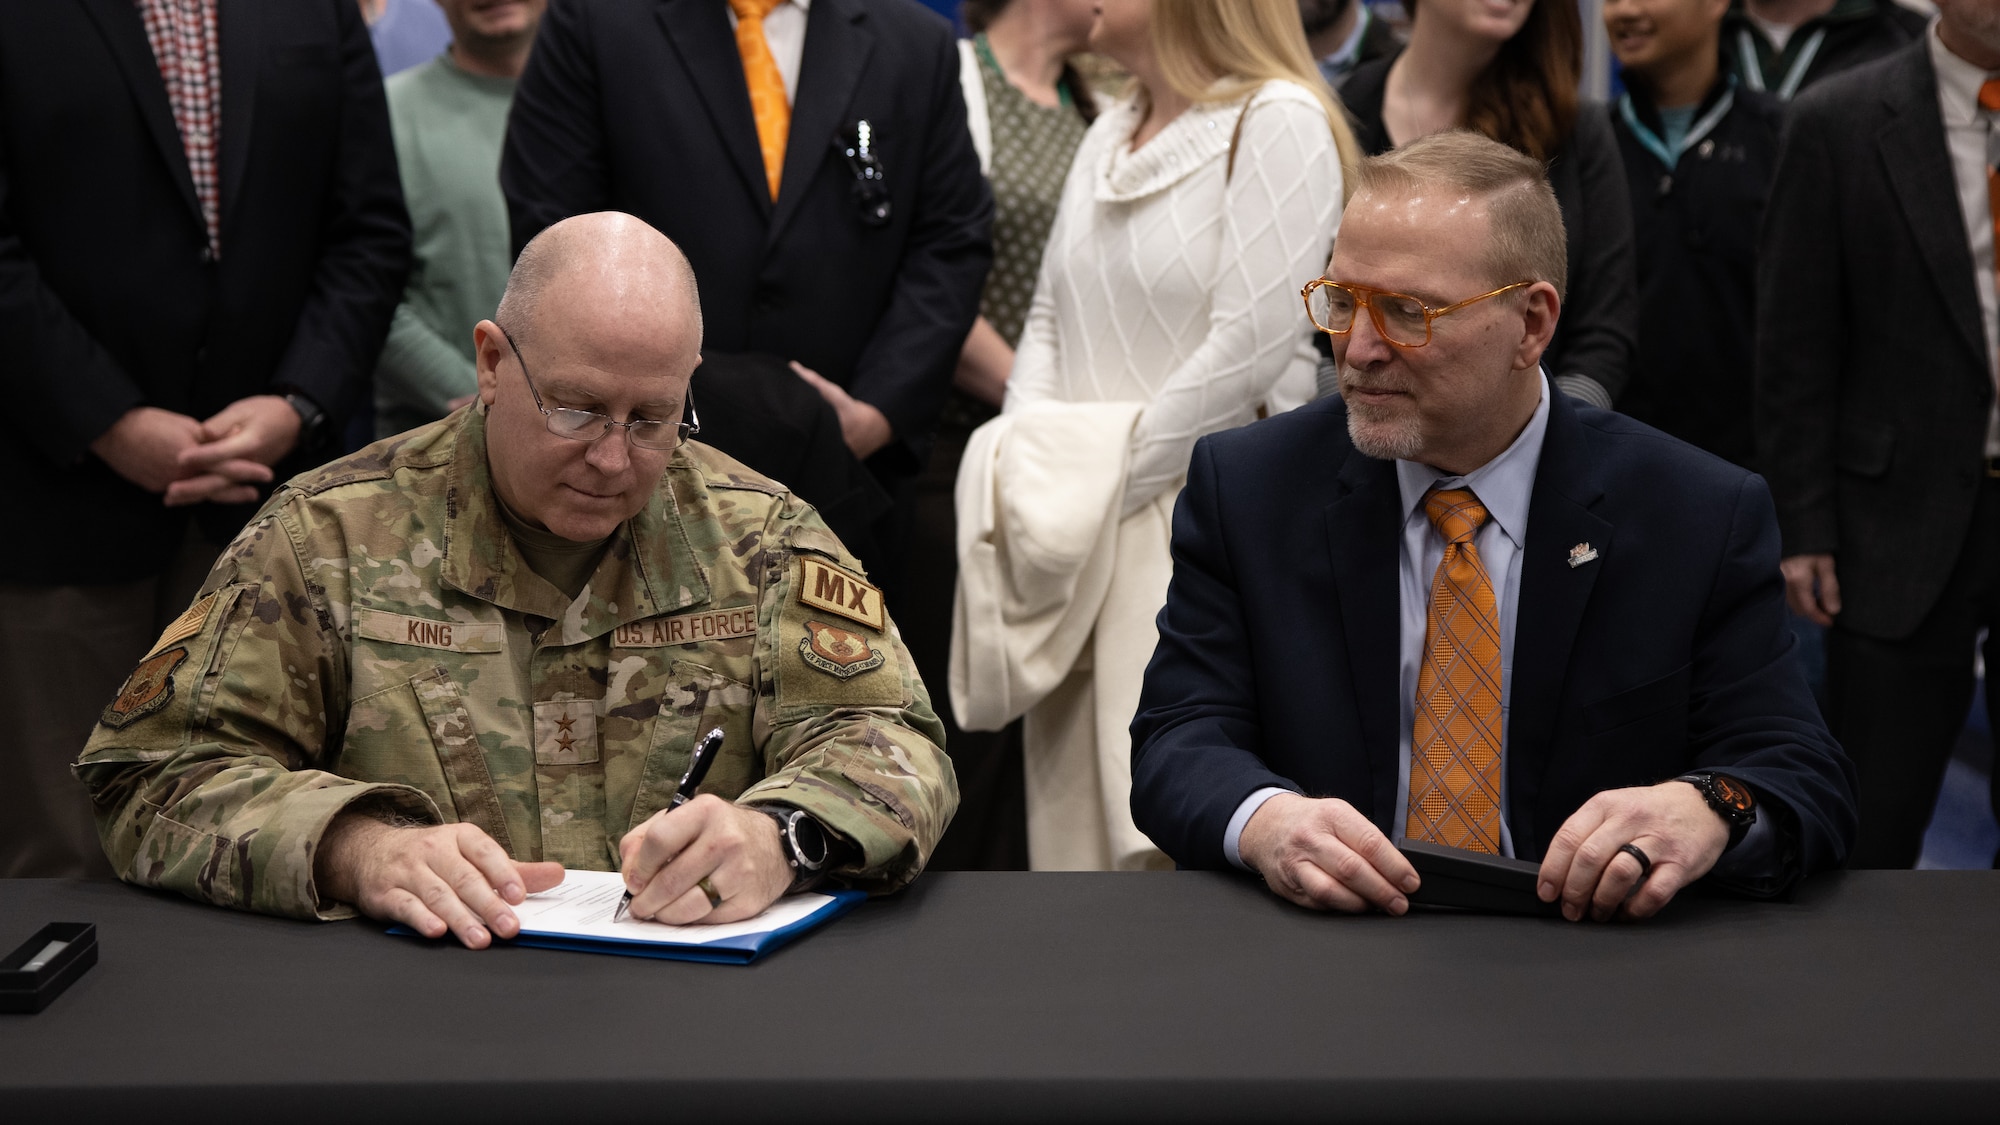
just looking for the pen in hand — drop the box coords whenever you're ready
[613,726,725,922]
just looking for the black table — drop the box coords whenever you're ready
[0,871,1995,1122]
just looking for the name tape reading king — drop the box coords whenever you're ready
[354,609,506,653]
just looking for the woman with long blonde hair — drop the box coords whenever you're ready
[952,0,1355,872]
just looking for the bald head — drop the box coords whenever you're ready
[496,212,703,362]
[474,212,707,542]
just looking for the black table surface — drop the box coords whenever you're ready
[0,871,1995,1122]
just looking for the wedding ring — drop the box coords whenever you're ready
[1617,843,1653,882]
[697,876,722,910]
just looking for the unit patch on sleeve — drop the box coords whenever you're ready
[99,647,188,729]
[799,620,886,679]
[796,557,886,631]
[613,606,758,648]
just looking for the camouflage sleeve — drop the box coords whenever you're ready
[74,498,441,921]
[736,504,958,893]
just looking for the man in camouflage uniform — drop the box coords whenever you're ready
[77,213,957,947]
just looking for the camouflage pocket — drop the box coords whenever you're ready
[624,661,758,830]
[340,671,471,824]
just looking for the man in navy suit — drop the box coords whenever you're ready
[1130,131,1856,923]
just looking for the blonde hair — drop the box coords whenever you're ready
[1147,0,1361,198]
[1353,130,1568,300]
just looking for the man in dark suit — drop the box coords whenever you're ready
[0,0,410,878]
[1131,131,1855,922]
[1759,0,2000,868]
[499,0,992,580]
[1722,0,1927,101]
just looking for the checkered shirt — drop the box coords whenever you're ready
[136,0,221,256]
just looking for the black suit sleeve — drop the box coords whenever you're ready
[500,0,609,257]
[1690,472,1858,887]
[1129,438,1305,869]
[844,23,992,456]
[264,0,410,426]
[1546,105,1638,407]
[1754,100,1842,558]
[0,111,147,466]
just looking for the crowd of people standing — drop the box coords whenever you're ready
[1,0,1992,887]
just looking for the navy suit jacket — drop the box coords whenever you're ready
[1130,392,1857,890]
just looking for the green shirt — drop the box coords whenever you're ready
[375,53,516,439]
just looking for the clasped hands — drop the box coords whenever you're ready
[315,795,793,949]
[1240,781,1731,923]
[89,396,302,507]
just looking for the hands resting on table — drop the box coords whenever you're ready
[1238,781,1731,922]
[313,795,793,948]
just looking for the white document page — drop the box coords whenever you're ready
[509,869,835,946]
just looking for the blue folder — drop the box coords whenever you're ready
[391,889,866,965]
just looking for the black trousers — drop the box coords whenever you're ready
[893,410,1028,871]
[1826,476,2000,868]
[0,530,217,878]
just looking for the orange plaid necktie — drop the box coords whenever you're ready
[1405,487,1505,854]
[729,0,791,199]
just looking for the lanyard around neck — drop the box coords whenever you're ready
[1738,26,1826,100]
[1618,77,1738,171]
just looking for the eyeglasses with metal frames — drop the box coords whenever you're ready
[1301,279,1535,348]
[496,324,700,450]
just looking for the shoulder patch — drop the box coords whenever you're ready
[150,591,217,655]
[797,557,885,632]
[100,647,188,729]
[799,621,886,679]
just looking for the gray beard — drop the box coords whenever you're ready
[1344,397,1424,461]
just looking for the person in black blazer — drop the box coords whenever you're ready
[1132,132,1855,921]
[0,0,411,878]
[500,0,993,581]
[1607,0,1784,470]
[1758,6,2000,868]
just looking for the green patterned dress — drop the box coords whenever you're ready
[943,36,1090,428]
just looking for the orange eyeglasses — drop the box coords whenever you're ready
[1301,279,1534,348]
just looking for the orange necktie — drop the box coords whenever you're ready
[1405,488,1505,854]
[729,0,791,200]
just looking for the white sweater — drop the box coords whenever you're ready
[1004,79,1345,516]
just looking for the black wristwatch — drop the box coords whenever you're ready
[279,390,327,447]
[1677,771,1756,850]
[751,804,833,893]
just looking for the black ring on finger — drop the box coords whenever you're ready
[697,875,722,910]
[1617,842,1653,882]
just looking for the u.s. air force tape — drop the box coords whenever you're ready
[613,606,758,647]
[796,557,884,631]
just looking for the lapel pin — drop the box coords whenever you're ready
[1568,542,1599,569]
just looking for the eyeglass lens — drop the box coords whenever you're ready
[544,409,682,449]
[1308,284,1430,346]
